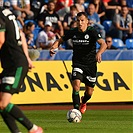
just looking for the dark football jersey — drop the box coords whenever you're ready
[62,26,102,66]
[0,8,28,69]
[38,11,60,33]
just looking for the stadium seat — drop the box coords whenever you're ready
[125,39,133,49]
[102,20,112,33]
[33,27,42,43]
[112,38,126,49]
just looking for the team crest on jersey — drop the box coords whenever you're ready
[84,34,89,39]
[73,35,76,38]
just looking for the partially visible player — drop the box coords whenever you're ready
[50,12,107,114]
[0,8,43,133]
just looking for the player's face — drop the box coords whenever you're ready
[77,15,88,32]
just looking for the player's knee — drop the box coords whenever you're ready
[0,101,9,110]
[72,85,80,92]
[73,85,80,92]
[86,87,94,96]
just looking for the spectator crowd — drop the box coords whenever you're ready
[1,0,133,60]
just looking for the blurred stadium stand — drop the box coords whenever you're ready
[125,39,133,49]
[102,20,112,34]
[37,50,133,61]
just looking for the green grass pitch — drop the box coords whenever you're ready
[0,109,132,133]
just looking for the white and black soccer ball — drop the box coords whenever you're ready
[67,109,82,123]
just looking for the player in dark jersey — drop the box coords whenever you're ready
[0,8,43,133]
[50,12,107,114]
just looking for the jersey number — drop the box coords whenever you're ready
[8,15,20,40]
[2,9,22,45]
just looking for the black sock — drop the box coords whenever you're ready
[4,103,33,130]
[82,92,91,104]
[72,90,80,110]
[1,112,20,133]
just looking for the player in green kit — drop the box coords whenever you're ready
[0,7,43,133]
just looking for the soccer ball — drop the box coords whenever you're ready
[67,109,82,123]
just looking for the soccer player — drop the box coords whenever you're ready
[50,12,107,114]
[0,8,43,133]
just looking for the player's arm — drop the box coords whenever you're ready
[20,30,34,69]
[49,38,63,56]
[0,31,5,49]
[96,38,107,63]
[50,28,73,56]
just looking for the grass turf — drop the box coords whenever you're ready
[0,109,132,133]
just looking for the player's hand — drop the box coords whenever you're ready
[96,52,102,63]
[49,48,58,56]
[27,57,35,71]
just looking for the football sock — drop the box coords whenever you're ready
[72,90,80,110]
[82,92,91,104]
[3,103,33,130]
[29,124,38,132]
[1,112,21,133]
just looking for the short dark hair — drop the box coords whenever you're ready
[121,5,128,8]
[70,5,77,10]
[48,0,55,5]
[77,12,88,19]
[106,35,112,38]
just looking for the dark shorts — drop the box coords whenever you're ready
[0,66,28,95]
[72,64,97,87]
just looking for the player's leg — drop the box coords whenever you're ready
[1,112,21,133]
[72,79,81,110]
[0,92,42,133]
[80,65,97,114]
[82,86,94,104]
[72,67,83,110]
[0,67,43,133]
[0,92,21,133]
[80,86,94,114]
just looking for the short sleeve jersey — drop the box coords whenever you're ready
[38,11,60,33]
[62,26,102,66]
[0,8,28,69]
